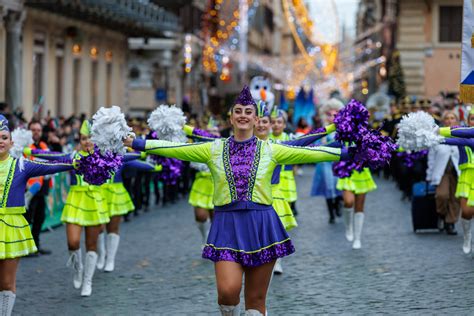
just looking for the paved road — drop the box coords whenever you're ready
[15,167,474,315]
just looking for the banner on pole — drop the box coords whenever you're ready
[460,0,474,103]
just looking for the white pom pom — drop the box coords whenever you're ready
[91,106,131,154]
[397,112,443,151]
[10,128,33,159]
[148,105,187,142]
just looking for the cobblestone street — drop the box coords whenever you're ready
[15,167,474,315]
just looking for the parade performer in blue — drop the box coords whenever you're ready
[310,99,344,224]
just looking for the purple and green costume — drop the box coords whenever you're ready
[1,156,75,259]
[132,135,346,267]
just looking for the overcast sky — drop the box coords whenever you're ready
[306,0,359,42]
[336,0,359,38]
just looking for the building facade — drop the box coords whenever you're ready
[0,0,179,120]
[397,0,462,98]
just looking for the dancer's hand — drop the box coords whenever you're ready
[123,137,134,147]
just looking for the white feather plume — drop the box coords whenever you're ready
[10,128,33,159]
[91,106,131,154]
[148,105,187,142]
[397,112,443,151]
[10,128,33,171]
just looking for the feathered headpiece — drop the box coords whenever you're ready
[0,115,9,132]
[256,100,270,118]
[80,120,91,136]
[271,106,287,121]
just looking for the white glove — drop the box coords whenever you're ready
[24,191,34,209]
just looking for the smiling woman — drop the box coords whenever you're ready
[124,85,350,315]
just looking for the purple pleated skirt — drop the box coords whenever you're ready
[202,206,295,267]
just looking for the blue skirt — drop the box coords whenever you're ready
[202,207,295,267]
[310,162,341,199]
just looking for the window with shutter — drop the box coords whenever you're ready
[439,6,462,43]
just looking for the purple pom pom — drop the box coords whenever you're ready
[397,150,428,167]
[332,129,397,178]
[334,99,369,143]
[149,155,183,185]
[76,145,123,185]
[332,159,363,179]
[352,129,397,170]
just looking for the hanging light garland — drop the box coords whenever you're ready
[184,34,192,73]
[201,0,260,75]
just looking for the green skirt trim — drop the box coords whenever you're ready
[0,214,37,259]
[336,168,377,194]
[280,170,298,202]
[61,187,109,226]
[102,183,135,217]
[189,174,214,209]
[272,185,297,231]
[456,169,474,199]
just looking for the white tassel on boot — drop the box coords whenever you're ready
[462,218,472,254]
[0,291,16,316]
[66,249,83,289]
[343,207,354,242]
[97,233,106,270]
[104,233,120,272]
[219,304,241,316]
[353,212,364,250]
[81,251,98,297]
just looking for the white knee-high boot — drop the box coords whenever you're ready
[104,233,120,272]
[343,207,354,242]
[0,291,16,316]
[66,249,83,289]
[353,212,364,249]
[97,233,106,269]
[219,304,241,316]
[81,251,98,297]
[461,218,472,254]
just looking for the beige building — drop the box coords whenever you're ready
[397,0,462,98]
[20,9,128,119]
[0,0,179,120]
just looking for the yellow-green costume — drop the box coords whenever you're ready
[336,168,377,194]
[441,130,474,205]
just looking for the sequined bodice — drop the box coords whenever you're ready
[228,136,257,200]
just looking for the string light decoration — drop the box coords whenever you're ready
[281,0,339,77]
[201,0,244,73]
[184,34,192,73]
[201,0,260,76]
[220,54,231,81]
